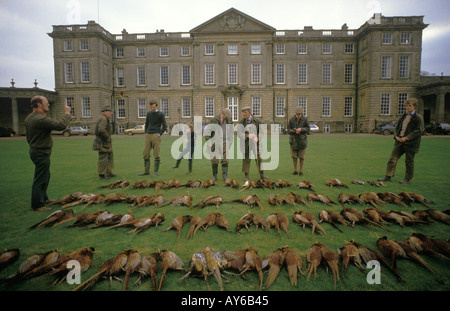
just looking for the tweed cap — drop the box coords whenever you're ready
[222,108,232,119]
[241,106,252,112]
[101,106,113,112]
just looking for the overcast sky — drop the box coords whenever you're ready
[1,0,449,90]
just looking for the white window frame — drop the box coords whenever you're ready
[228,64,238,85]
[137,66,146,86]
[251,44,261,55]
[380,93,391,115]
[181,46,190,56]
[399,55,410,78]
[80,61,90,82]
[160,66,169,86]
[400,33,411,44]
[160,46,169,57]
[276,97,285,117]
[322,97,331,117]
[276,44,285,54]
[344,64,354,84]
[344,97,353,117]
[205,64,215,85]
[205,97,215,117]
[251,64,261,84]
[398,93,408,114]
[297,44,307,54]
[276,64,285,84]
[228,44,238,55]
[116,48,124,58]
[298,97,307,117]
[81,97,91,118]
[80,39,89,51]
[117,99,126,119]
[181,65,191,85]
[298,64,307,84]
[227,97,239,122]
[116,67,124,87]
[63,40,73,51]
[65,97,74,117]
[381,56,392,79]
[64,62,74,83]
[252,97,261,117]
[382,33,392,45]
[182,98,191,117]
[345,43,354,54]
[322,64,332,84]
[322,44,332,54]
[160,98,169,117]
[138,99,146,118]
[205,45,215,55]
[137,47,145,57]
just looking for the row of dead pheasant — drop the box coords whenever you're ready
[26,205,450,239]
[97,178,388,191]
[2,232,448,290]
[46,190,434,211]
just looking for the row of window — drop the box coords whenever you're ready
[64,61,355,86]
[65,92,409,120]
[64,54,411,86]
[63,31,411,55]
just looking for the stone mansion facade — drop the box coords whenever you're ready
[46,8,431,134]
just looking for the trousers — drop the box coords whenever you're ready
[143,133,161,160]
[385,143,416,180]
[98,152,114,176]
[29,149,51,209]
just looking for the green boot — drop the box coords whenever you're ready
[172,159,181,168]
[222,165,228,181]
[186,161,192,174]
[139,159,150,176]
[212,165,218,181]
[152,159,160,177]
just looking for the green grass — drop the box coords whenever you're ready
[0,133,449,291]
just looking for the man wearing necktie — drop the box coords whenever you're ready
[378,98,424,184]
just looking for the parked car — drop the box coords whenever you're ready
[373,121,397,135]
[424,122,450,135]
[0,127,16,137]
[52,126,90,137]
[309,124,319,133]
[124,124,145,135]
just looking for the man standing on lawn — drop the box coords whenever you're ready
[287,106,310,176]
[93,106,116,180]
[378,98,424,184]
[238,106,268,185]
[24,95,71,211]
[140,101,167,176]
[205,108,233,181]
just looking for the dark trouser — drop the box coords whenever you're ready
[29,149,51,210]
[385,143,416,180]
[98,151,114,176]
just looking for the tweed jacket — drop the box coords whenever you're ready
[92,114,113,152]
[393,112,424,153]
[287,114,310,150]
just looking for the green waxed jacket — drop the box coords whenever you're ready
[24,111,71,154]
[287,114,310,150]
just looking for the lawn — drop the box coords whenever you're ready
[0,133,449,292]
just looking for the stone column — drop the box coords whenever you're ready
[11,97,19,135]
[436,88,445,123]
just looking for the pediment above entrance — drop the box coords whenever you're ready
[190,8,275,34]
